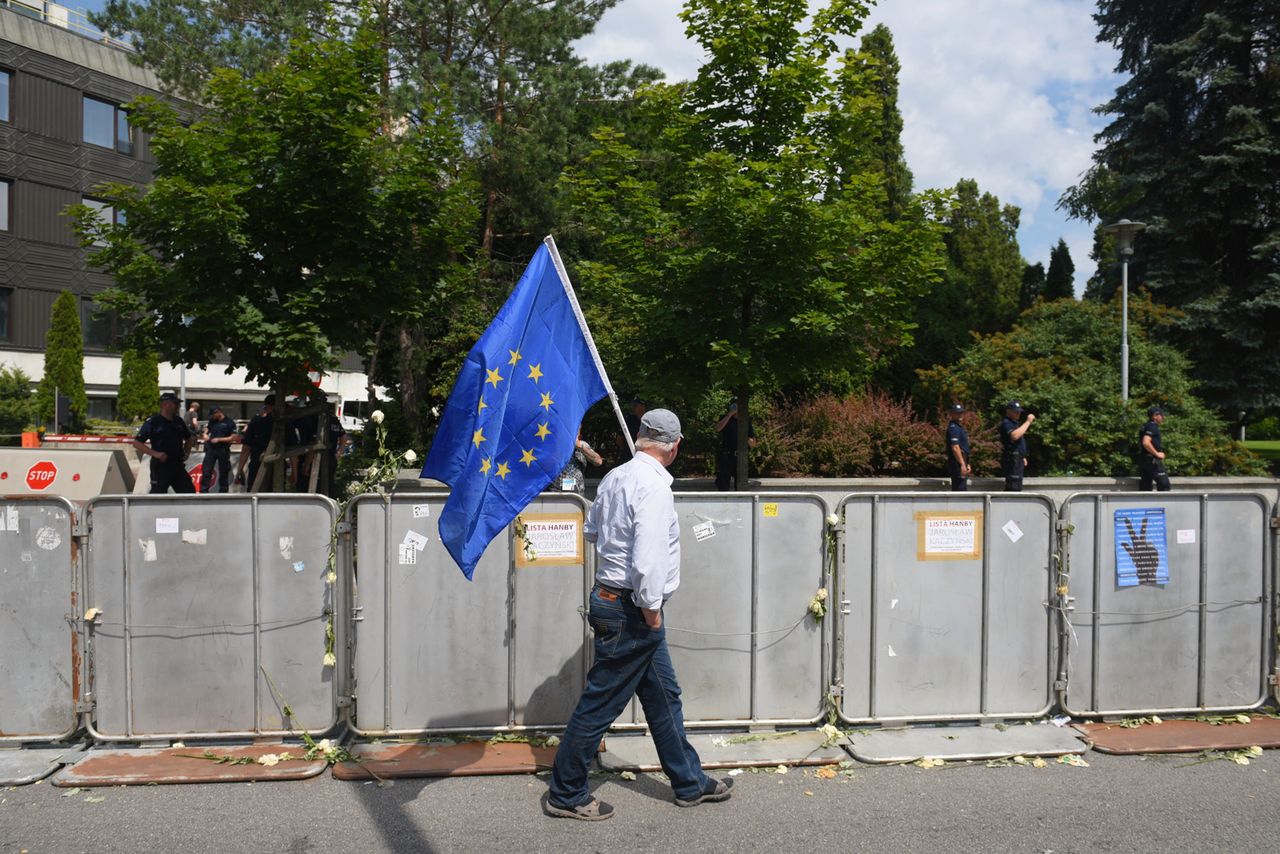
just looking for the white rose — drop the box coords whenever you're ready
[816,587,828,602]
[370,410,385,424]
[403,449,418,464]
[826,513,840,527]
[322,652,336,668]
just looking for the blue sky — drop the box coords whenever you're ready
[74,0,1122,293]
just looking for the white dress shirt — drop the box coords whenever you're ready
[585,450,681,609]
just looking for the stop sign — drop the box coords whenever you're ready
[25,460,58,491]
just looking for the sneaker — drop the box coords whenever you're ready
[544,796,615,821]
[674,776,734,807]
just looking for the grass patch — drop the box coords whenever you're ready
[1244,440,1280,461]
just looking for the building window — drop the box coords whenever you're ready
[0,179,10,232]
[83,298,120,349]
[83,95,132,154]
[0,288,11,341]
[0,70,10,123]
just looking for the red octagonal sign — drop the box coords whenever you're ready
[26,460,58,491]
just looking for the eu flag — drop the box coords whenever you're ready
[422,240,609,578]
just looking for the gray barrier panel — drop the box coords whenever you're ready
[1059,492,1271,717]
[83,495,338,740]
[619,493,828,728]
[0,497,79,743]
[837,493,1055,724]
[350,492,590,735]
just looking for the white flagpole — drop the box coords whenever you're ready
[543,235,636,456]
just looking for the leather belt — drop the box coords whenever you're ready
[594,582,632,602]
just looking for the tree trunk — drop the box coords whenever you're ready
[481,39,506,257]
[735,384,750,491]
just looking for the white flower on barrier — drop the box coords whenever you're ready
[826,513,840,527]
[323,651,336,668]
[257,753,282,767]
[808,588,828,619]
[404,449,417,464]
[370,410,385,424]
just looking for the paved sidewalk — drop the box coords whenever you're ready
[3,749,1278,853]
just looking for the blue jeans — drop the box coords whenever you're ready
[548,586,710,807]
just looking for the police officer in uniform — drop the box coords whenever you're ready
[999,401,1035,492]
[945,403,971,491]
[132,391,196,494]
[1138,406,1171,491]
[200,405,236,493]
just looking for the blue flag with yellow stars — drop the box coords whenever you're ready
[422,240,609,578]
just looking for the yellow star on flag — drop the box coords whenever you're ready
[477,396,488,413]
[508,349,522,367]
[527,363,543,383]
[535,422,551,441]
[485,367,504,388]
[479,457,492,475]
[495,461,511,479]
[472,427,486,448]
[540,392,554,411]
[520,448,537,467]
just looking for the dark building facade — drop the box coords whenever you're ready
[0,7,373,423]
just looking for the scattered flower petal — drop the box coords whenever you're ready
[620,771,636,781]
[728,768,744,776]
[257,753,281,767]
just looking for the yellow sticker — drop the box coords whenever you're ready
[762,503,779,517]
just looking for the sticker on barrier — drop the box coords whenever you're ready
[836,493,1056,724]
[82,495,339,740]
[349,492,591,735]
[1058,492,1271,717]
[0,496,80,745]
[619,493,828,728]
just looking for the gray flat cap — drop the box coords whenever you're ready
[638,408,682,442]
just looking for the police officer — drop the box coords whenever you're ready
[945,403,971,491]
[200,405,236,493]
[1138,406,1171,491]
[239,394,278,492]
[999,401,1035,492]
[132,391,196,494]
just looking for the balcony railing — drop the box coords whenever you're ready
[3,0,134,52]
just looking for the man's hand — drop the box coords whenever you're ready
[1157,451,1165,460]
[962,463,971,476]
[153,451,168,462]
[1026,413,1036,423]
[641,607,662,630]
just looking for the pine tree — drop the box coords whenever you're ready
[117,348,159,423]
[0,365,35,442]
[1061,2,1280,412]
[853,24,913,219]
[1020,262,1047,310]
[35,291,88,429]
[1044,239,1075,300]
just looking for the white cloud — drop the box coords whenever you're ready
[575,0,1122,291]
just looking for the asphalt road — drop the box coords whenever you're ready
[3,748,1278,853]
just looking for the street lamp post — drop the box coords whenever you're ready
[1100,219,1146,401]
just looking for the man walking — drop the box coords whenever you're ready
[200,405,236,493]
[546,409,731,821]
[999,401,1035,492]
[1138,406,1171,491]
[945,403,971,491]
[132,391,195,494]
[714,401,756,491]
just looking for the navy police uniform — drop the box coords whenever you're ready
[999,407,1028,492]
[136,412,194,494]
[200,410,236,493]
[1138,412,1171,492]
[715,413,755,491]
[945,415,970,492]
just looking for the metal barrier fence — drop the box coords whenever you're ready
[82,495,339,740]
[835,493,1057,724]
[1058,491,1272,717]
[0,496,79,744]
[616,493,829,729]
[348,492,591,735]
[2,487,1276,753]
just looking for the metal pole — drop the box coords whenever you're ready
[179,363,187,408]
[1120,259,1129,402]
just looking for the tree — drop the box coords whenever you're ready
[876,178,1024,399]
[116,348,159,422]
[35,291,88,430]
[563,0,948,488]
[0,365,36,443]
[1020,262,1047,310]
[849,24,913,220]
[70,24,473,398]
[918,296,1265,477]
[1060,2,1280,414]
[1044,238,1075,300]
